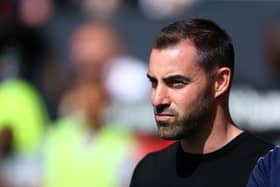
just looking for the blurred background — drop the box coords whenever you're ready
[1,0,280,186]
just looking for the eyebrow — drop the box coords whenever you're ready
[163,74,192,83]
[146,73,155,81]
[146,73,191,83]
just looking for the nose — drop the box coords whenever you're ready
[151,86,170,107]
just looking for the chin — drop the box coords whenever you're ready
[158,127,183,140]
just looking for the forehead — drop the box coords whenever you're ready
[148,40,203,77]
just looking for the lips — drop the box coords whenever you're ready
[155,113,174,121]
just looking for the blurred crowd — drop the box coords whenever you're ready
[0,0,280,187]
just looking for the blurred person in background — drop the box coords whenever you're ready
[44,20,135,187]
[130,18,274,187]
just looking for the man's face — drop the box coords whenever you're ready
[147,40,215,140]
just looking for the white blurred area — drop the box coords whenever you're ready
[80,0,199,19]
[230,86,280,131]
[138,0,199,19]
[105,56,149,104]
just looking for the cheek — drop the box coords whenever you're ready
[171,89,203,114]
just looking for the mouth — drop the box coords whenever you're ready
[155,113,175,121]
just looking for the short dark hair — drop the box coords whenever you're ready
[153,18,234,79]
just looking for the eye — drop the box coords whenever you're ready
[147,75,158,88]
[149,79,157,88]
[164,75,191,89]
[166,79,186,89]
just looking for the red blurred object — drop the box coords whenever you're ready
[134,132,175,161]
[0,0,12,22]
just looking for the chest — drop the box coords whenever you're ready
[145,154,257,187]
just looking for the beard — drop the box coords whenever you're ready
[155,85,215,140]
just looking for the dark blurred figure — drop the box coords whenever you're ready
[264,19,280,81]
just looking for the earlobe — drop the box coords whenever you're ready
[214,67,231,98]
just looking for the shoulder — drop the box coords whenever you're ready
[247,146,279,187]
[255,146,280,173]
[260,145,280,164]
[135,142,178,168]
[130,142,178,186]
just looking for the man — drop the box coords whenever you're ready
[247,146,280,187]
[129,18,274,187]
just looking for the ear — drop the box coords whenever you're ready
[214,67,231,98]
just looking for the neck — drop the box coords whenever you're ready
[180,105,242,154]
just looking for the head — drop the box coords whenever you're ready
[147,18,234,140]
[70,21,121,82]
